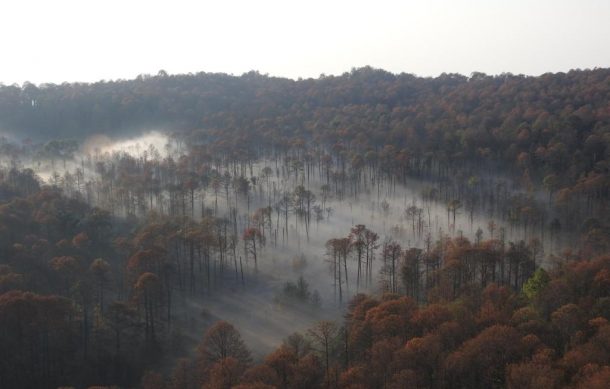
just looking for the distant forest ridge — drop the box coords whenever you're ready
[1,66,608,140]
[1,66,609,196]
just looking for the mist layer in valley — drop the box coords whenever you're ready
[0,129,569,357]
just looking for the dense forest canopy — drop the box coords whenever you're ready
[2,67,609,191]
[0,67,609,389]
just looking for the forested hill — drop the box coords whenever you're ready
[2,67,609,194]
[1,68,608,144]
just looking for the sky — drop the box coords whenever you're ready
[0,0,609,85]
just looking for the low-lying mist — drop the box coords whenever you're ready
[0,129,569,358]
[81,131,175,158]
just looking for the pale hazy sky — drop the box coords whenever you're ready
[1,0,609,85]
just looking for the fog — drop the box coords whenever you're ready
[81,131,175,158]
[0,130,569,357]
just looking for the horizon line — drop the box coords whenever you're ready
[2,65,609,88]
